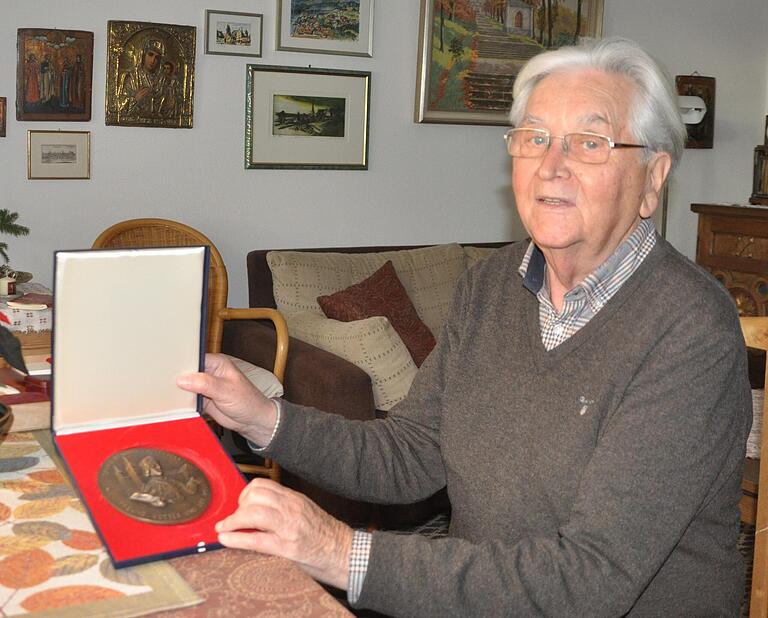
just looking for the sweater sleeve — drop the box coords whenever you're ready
[354,279,751,615]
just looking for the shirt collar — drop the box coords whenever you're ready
[518,218,657,298]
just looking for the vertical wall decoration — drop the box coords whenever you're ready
[675,74,716,149]
[105,21,196,128]
[15,29,94,122]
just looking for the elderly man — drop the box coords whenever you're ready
[179,37,750,616]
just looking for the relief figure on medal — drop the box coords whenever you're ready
[99,448,211,524]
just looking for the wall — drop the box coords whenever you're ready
[2,1,767,306]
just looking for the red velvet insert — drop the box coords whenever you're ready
[55,416,246,567]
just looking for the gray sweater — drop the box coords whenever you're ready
[266,238,751,617]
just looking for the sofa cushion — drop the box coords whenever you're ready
[317,261,436,367]
[267,243,466,335]
[285,311,417,411]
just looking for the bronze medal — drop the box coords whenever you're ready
[98,447,211,525]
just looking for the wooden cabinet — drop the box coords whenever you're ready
[691,203,768,316]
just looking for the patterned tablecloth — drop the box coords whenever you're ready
[1,284,53,334]
[0,431,201,617]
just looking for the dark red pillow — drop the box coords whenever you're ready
[317,261,436,366]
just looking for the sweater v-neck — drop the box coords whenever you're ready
[525,239,666,369]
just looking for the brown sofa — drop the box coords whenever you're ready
[222,242,509,526]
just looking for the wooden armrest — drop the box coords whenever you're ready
[219,307,288,382]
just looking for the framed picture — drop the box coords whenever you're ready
[276,0,374,57]
[0,98,6,137]
[675,75,715,149]
[415,0,604,125]
[16,29,94,122]
[205,10,263,57]
[245,65,370,170]
[27,130,90,180]
[105,21,196,128]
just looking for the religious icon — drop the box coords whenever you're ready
[105,21,196,128]
[15,29,94,122]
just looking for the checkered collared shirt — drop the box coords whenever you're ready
[346,219,657,604]
[519,218,657,350]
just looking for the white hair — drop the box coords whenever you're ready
[508,37,686,172]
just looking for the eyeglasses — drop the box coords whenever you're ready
[503,128,647,165]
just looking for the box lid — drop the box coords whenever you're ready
[52,247,208,434]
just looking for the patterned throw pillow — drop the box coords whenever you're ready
[317,261,436,366]
[285,311,417,411]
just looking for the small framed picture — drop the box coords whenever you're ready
[205,10,263,57]
[245,65,370,170]
[0,97,6,137]
[276,0,374,57]
[27,130,90,180]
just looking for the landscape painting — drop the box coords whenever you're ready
[415,0,604,125]
[273,94,345,137]
[216,20,252,47]
[276,0,373,57]
[290,0,360,41]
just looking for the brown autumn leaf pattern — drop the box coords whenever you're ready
[13,520,72,542]
[13,497,70,520]
[99,557,146,586]
[20,585,124,611]
[0,432,36,442]
[0,444,42,458]
[68,499,86,513]
[51,553,100,576]
[0,534,51,555]
[28,469,67,485]
[0,548,54,588]
[20,484,76,501]
[62,529,101,551]
[0,479,45,493]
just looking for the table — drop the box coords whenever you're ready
[158,550,352,617]
[0,429,352,617]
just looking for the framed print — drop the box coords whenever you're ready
[415,0,604,125]
[16,29,94,122]
[105,21,196,128]
[0,98,6,137]
[245,65,370,170]
[27,130,90,180]
[675,75,715,149]
[276,0,374,57]
[205,10,263,57]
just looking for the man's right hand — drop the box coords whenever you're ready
[176,353,278,447]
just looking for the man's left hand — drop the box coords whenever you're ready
[216,478,353,590]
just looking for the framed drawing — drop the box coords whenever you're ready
[105,21,196,128]
[205,10,263,57]
[245,65,370,170]
[415,0,604,125]
[16,29,94,122]
[675,75,715,149]
[0,98,5,137]
[276,0,374,57]
[27,130,90,180]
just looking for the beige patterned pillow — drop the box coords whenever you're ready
[285,311,417,411]
[268,243,466,334]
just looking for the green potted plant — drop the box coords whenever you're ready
[0,209,29,373]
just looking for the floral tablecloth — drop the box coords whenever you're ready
[0,431,201,617]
